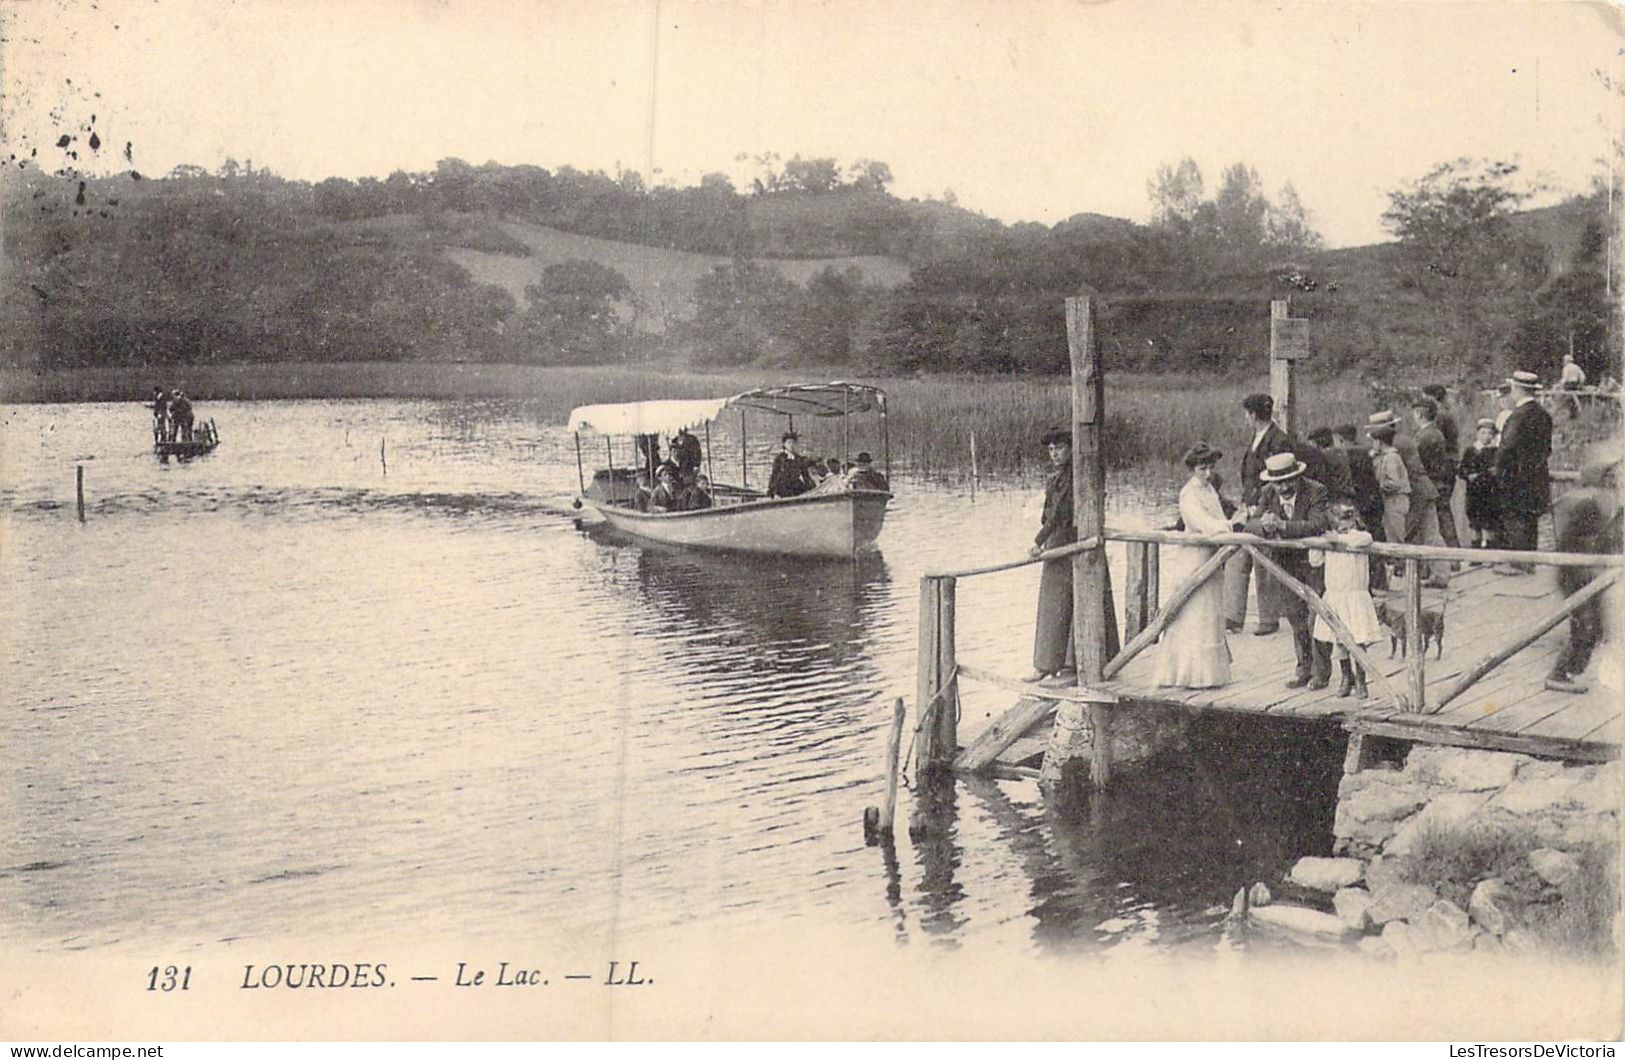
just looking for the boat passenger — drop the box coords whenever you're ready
[767,432,815,498]
[632,470,654,511]
[679,474,714,511]
[169,389,195,441]
[649,465,681,512]
[671,427,702,476]
[149,386,169,442]
[846,452,889,491]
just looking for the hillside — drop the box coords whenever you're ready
[429,219,912,332]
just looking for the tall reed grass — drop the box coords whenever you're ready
[0,361,1395,476]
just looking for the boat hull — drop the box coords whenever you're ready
[582,490,890,558]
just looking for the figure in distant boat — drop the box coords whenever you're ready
[1153,443,1233,689]
[168,388,195,442]
[149,386,170,442]
[767,432,815,498]
[846,452,889,491]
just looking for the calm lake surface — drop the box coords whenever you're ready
[1,399,1344,955]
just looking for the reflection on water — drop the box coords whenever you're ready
[1,399,1345,957]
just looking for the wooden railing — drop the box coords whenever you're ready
[914,527,1622,774]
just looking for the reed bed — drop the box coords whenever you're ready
[2,361,1384,476]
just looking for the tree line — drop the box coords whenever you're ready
[0,152,1615,383]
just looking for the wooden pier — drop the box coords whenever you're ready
[902,293,1621,806]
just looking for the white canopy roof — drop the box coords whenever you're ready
[566,383,885,436]
[566,397,732,436]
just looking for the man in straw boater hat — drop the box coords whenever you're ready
[1242,451,1331,688]
[1493,369,1554,574]
[1366,408,1450,588]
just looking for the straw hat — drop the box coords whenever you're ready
[1364,410,1402,432]
[1507,370,1542,391]
[1258,451,1307,482]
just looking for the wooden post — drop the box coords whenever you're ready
[915,576,957,773]
[1042,291,1110,791]
[1145,542,1160,622]
[969,430,978,501]
[864,697,909,840]
[76,465,85,523]
[1123,542,1150,640]
[1269,299,1310,438]
[1405,558,1426,711]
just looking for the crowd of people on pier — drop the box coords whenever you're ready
[1026,370,1621,699]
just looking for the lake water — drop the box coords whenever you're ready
[1,399,1345,956]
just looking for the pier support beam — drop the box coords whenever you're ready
[1042,291,1112,791]
[915,574,958,773]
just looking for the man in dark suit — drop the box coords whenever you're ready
[1245,451,1332,688]
[1493,371,1554,573]
[1224,393,1294,634]
[1305,428,1353,502]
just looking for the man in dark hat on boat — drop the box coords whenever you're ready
[767,431,815,498]
[846,452,889,491]
[1244,451,1331,689]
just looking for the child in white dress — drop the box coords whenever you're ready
[1309,501,1386,698]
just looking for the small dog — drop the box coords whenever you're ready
[1375,599,1447,659]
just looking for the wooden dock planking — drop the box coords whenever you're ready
[956,549,1621,767]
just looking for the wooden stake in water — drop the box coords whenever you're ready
[970,431,978,502]
[76,464,85,523]
[380,436,388,478]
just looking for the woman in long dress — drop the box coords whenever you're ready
[1026,426,1077,684]
[1153,443,1234,687]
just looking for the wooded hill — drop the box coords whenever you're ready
[0,156,1614,385]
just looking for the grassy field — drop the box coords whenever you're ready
[1,361,1415,476]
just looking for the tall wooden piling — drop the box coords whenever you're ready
[1041,292,1111,790]
[915,575,958,772]
[1269,298,1311,437]
[76,465,85,523]
[1405,558,1426,711]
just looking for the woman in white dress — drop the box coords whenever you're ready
[1154,443,1234,688]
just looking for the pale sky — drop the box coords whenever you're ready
[2,0,1620,247]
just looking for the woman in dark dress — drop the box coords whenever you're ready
[1025,427,1077,685]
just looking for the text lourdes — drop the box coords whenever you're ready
[241,963,389,989]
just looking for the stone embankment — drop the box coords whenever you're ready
[1238,746,1621,957]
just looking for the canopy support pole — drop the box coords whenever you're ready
[574,432,585,495]
[605,437,615,504]
[740,410,749,489]
[704,421,716,491]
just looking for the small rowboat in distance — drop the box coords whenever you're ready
[155,419,220,460]
[568,382,892,559]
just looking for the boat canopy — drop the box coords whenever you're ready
[567,382,885,436]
